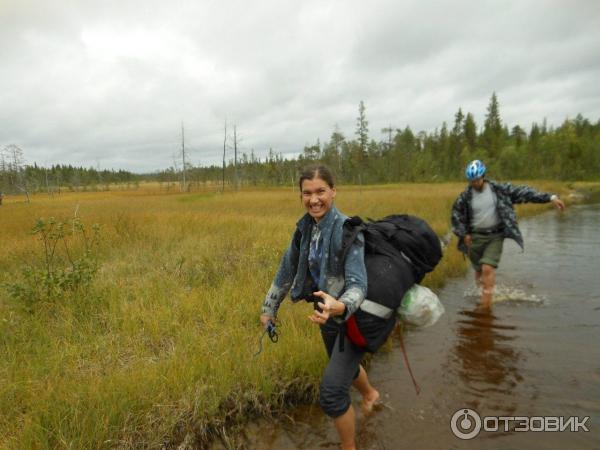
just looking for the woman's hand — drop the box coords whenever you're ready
[308,291,346,325]
[260,314,274,330]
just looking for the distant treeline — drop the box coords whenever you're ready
[2,93,599,196]
[0,145,138,196]
[155,94,600,187]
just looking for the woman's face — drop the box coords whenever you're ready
[301,177,336,223]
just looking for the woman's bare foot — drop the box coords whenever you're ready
[361,389,380,415]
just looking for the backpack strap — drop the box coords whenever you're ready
[336,216,366,353]
[341,216,365,261]
[360,299,394,319]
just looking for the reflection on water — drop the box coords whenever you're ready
[453,308,521,415]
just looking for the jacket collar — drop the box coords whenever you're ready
[297,204,339,230]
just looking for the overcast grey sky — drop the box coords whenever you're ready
[1,0,599,172]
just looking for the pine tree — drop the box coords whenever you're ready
[463,112,477,151]
[452,108,464,136]
[482,92,503,158]
[355,100,369,158]
[511,125,526,148]
[449,108,465,174]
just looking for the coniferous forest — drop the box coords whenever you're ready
[144,93,600,185]
[2,94,599,195]
[187,94,600,187]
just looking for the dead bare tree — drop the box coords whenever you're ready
[233,124,237,190]
[0,150,6,204]
[232,124,244,190]
[4,144,30,202]
[181,122,187,192]
[222,119,227,193]
[0,148,7,196]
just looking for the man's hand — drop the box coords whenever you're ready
[464,234,472,247]
[552,197,566,211]
[308,291,346,325]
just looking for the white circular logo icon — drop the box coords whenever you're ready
[451,408,482,440]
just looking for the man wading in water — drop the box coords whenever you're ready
[451,159,565,309]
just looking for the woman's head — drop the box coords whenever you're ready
[298,165,336,223]
[298,165,335,191]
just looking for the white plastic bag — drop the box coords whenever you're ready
[398,284,444,327]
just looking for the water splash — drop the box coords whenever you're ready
[463,283,546,305]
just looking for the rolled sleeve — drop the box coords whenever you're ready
[261,235,299,317]
[262,281,291,317]
[338,233,367,319]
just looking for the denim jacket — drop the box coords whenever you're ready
[451,180,553,253]
[261,205,367,321]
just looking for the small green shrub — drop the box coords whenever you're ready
[4,217,100,309]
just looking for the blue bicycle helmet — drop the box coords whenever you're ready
[465,160,486,180]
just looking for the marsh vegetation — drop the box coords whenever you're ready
[0,181,574,448]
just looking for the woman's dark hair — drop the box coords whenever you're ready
[298,165,335,191]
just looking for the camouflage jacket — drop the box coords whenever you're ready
[451,180,553,253]
[261,205,367,320]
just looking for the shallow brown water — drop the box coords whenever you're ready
[237,204,600,449]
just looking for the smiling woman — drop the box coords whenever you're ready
[301,170,336,222]
[260,164,379,450]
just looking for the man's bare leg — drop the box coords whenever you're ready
[475,270,482,288]
[480,264,496,309]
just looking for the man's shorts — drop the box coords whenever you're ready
[468,232,504,272]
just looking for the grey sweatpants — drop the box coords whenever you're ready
[319,318,365,418]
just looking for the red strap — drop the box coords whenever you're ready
[346,315,367,347]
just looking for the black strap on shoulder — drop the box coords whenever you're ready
[341,216,365,261]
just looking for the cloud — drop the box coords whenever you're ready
[1,0,599,172]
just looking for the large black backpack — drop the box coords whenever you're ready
[341,215,443,352]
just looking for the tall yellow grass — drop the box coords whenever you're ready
[0,181,574,448]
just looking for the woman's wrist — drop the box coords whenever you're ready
[331,299,346,316]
